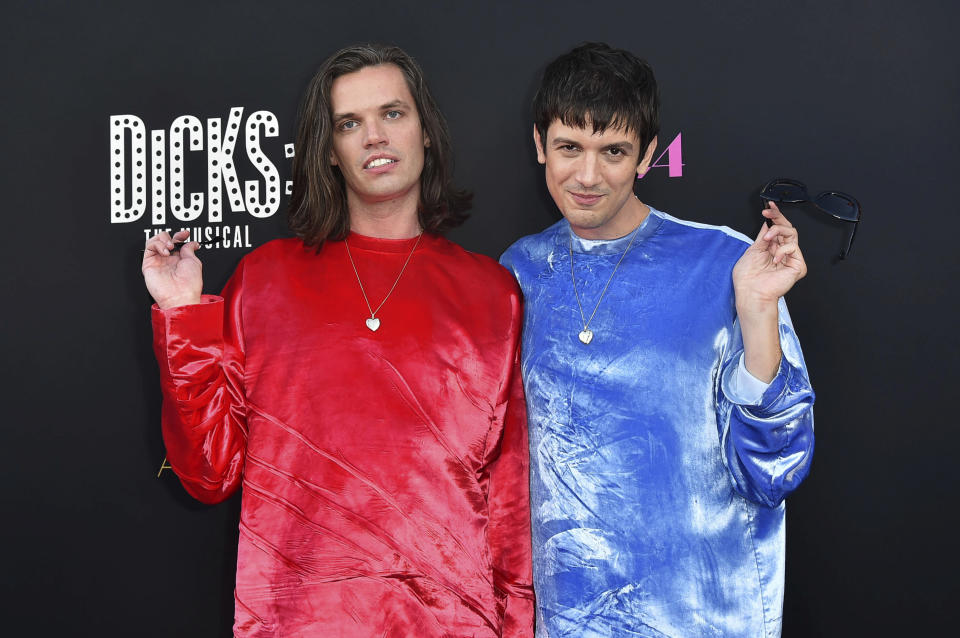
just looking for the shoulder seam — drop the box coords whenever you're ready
[654,210,753,245]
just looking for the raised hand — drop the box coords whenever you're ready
[732,202,807,312]
[731,202,807,382]
[142,230,204,309]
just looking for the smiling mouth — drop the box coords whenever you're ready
[364,157,397,169]
[570,192,603,204]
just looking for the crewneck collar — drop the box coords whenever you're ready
[567,208,664,255]
[343,231,431,253]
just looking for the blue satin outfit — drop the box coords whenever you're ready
[500,209,815,637]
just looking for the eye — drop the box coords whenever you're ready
[607,147,625,156]
[338,120,359,131]
[558,144,579,153]
[385,110,402,120]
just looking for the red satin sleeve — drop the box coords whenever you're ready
[485,293,535,636]
[151,262,247,504]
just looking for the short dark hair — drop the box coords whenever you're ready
[288,43,471,247]
[533,42,660,160]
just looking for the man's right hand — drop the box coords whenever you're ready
[142,230,204,309]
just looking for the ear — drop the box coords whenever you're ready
[636,136,658,178]
[330,150,338,167]
[423,130,431,148]
[533,125,546,164]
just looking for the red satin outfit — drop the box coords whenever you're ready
[152,233,534,637]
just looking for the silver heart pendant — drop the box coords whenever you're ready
[578,329,593,344]
[365,317,381,332]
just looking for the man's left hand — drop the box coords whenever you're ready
[733,202,807,313]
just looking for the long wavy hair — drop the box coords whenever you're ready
[288,44,472,246]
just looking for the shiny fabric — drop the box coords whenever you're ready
[500,209,815,638]
[153,233,534,637]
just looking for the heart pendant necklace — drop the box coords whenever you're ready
[345,232,422,332]
[569,224,640,345]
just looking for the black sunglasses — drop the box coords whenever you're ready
[759,178,862,260]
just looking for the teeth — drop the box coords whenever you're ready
[366,158,395,168]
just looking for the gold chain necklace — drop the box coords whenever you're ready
[344,232,422,332]
[569,225,640,344]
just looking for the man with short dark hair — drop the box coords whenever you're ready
[144,44,533,637]
[501,43,814,637]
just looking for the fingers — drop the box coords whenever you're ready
[144,230,192,257]
[178,240,202,261]
[762,224,798,244]
[753,216,806,272]
[775,245,808,277]
[170,229,192,252]
[753,222,797,254]
[763,225,796,259]
[772,241,798,265]
[143,232,172,261]
[768,232,807,271]
[762,201,794,228]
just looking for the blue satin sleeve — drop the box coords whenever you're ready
[718,297,816,507]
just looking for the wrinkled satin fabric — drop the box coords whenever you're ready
[501,210,815,638]
[153,234,534,637]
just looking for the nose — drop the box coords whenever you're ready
[575,153,602,189]
[363,119,388,148]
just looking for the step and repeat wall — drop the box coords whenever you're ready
[3,1,957,635]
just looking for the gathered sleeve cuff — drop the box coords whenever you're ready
[151,268,248,504]
[717,298,815,507]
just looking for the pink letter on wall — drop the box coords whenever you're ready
[645,132,684,178]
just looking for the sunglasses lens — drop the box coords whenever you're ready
[761,181,807,202]
[816,192,859,221]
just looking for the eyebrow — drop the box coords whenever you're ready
[551,137,635,153]
[333,100,412,122]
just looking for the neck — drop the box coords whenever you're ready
[347,187,422,239]
[572,196,651,241]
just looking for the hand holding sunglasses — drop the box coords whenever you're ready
[759,178,861,259]
[733,201,808,310]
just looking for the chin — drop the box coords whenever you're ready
[562,210,603,229]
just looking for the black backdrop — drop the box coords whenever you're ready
[3,1,958,635]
